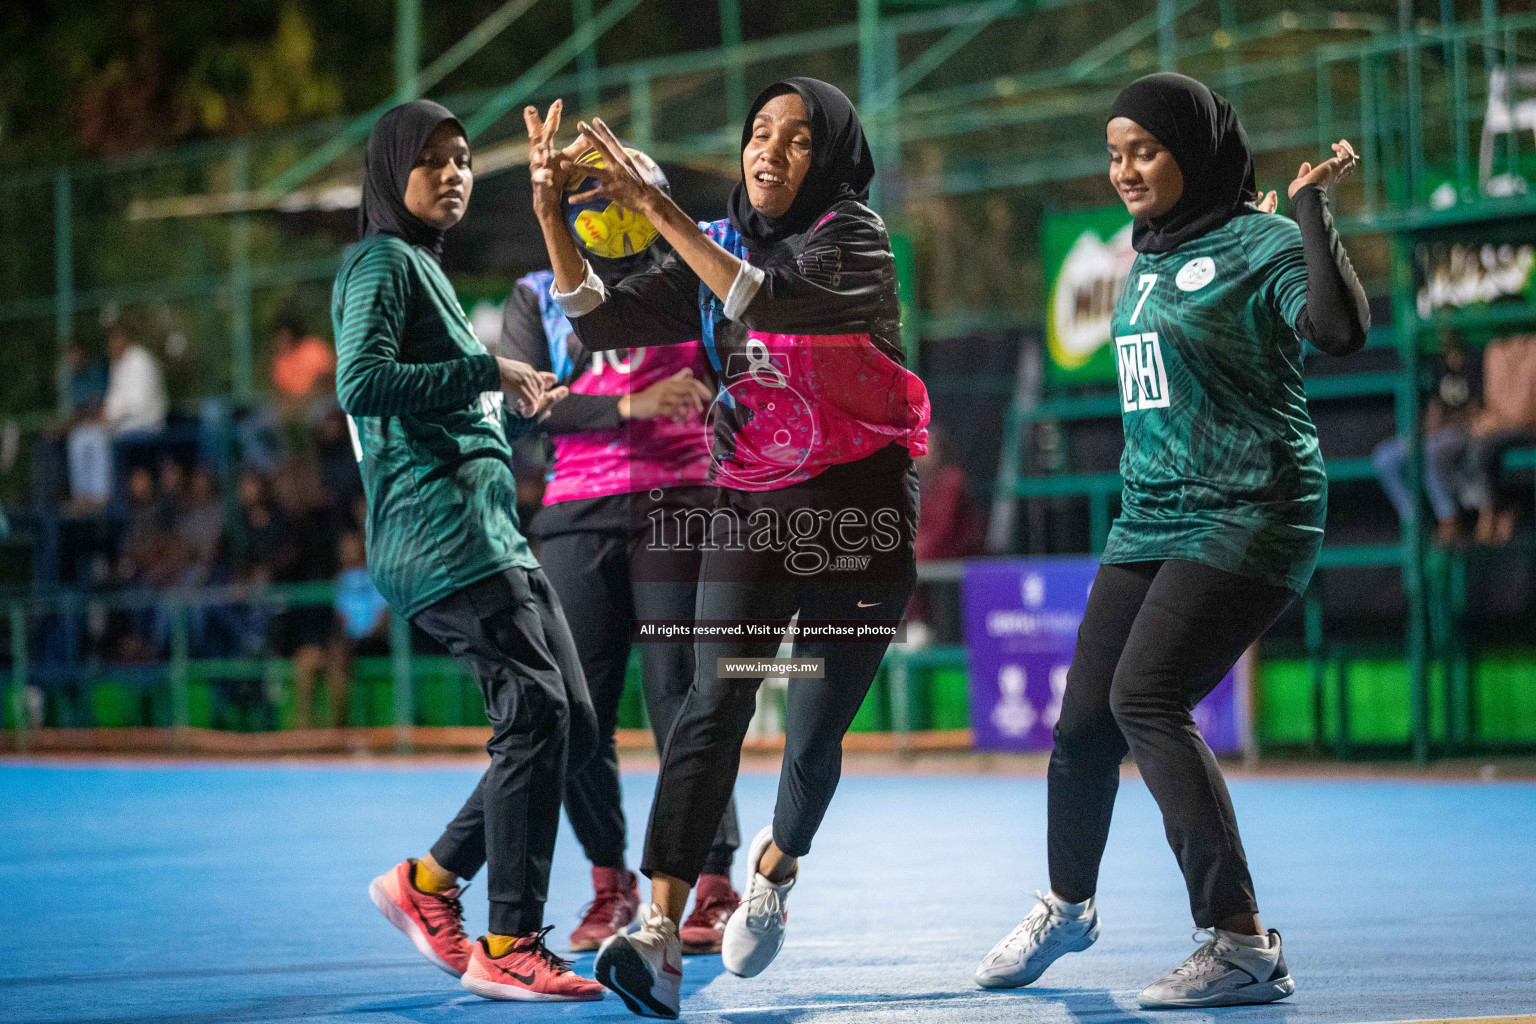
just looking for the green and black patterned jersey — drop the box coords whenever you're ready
[1100,208,1326,594]
[333,233,538,619]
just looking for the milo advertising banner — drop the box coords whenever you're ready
[1042,206,1136,384]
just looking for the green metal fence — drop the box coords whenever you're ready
[4,1,1536,760]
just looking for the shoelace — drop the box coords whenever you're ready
[1000,891,1058,952]
[424,881,471,942]
[520,926,574,973]
[742,879,785,930]
[1170,929,1224,980]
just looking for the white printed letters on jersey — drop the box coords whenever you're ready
[1117,272,1170,413]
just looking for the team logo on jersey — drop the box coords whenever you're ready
[1175,256,1216,291]
[796,245,843,287]
[1114,331,1171,412]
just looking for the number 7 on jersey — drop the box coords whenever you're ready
[1129,273,1158,326]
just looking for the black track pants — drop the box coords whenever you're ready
[415,567,599,936]
[538,525,740,876]
[640,456,919,885]
[1047,559,1293,927]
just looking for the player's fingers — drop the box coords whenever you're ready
[577,122,619,165]
[536,386,569,418]
[573,158,616,182]
[523,106,543,142]
[1297,161,1312,179]
[543,99,562,144]
[591,119,635,172]
[537,371,558,389]
[567,185,606,204]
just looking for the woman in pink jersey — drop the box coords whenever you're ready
[499,238,744,957]
[523,78,930,1018]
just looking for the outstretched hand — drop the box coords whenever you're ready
[524,100,591,223]
[569,117,666,218]
[1288,139,1360,199]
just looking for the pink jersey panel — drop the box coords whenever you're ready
[544,341,715,503]
[710,331,930,491]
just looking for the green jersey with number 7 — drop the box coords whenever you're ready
[1101,208,1327,594]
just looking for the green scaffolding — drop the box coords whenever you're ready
[4,0,1536,760]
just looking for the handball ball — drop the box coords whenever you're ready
[564,146,669,260]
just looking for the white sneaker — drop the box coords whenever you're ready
[721,826,796,978]
[1138,928,1295,1008]
[974,891,1099,989]
[594,905,683,1019]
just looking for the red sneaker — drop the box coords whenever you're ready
[569,866,641,952]
[461,929,606,1002]
[368,859,473,976]
[679,873,740,955]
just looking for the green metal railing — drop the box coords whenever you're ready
[2,581,417,754]
[2,567,976,754]
[5,1,1536,762]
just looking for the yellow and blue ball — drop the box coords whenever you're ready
[563,146,669,260]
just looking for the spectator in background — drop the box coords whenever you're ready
[41,339,106,526]
[1372,331,1479,545]
[270,319,336,420]
[265,457,340,679]
[113,465,178,661]
[155,458,186,528]
[290,531,389,730]
[235,469,282,586]
[908,425,986,646]
[269,456,334,580]
[67,323,167,512]
[116,466,170,588]
[1465,334,1536,545]
[62,339,109,422]
[915,424,986,562]
[174,465,226,584]
[314,406,363,517]
[239,320,336,472]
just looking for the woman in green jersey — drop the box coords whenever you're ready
[337,99,606,1002]
[975,73,1369,1008]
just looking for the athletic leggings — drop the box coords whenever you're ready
[1047,559,1294,927]
[641,453,919,885]
[415,567,599,936]
[538,521,740,876]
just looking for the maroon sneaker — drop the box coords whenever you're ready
[569,866,641,952]
[679,873,740,955]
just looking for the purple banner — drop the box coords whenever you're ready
[962,558,1241,754]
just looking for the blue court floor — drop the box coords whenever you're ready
[1,760,1533,1024]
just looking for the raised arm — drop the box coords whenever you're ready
[525,104,705,352]
[1287,140,1369,357]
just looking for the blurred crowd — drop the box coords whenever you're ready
[33,317,392,728]
[1372,332,1536,547]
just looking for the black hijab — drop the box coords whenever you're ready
[727,77,875,254]
[1108,73,1256,254]
[359,99,466,260]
